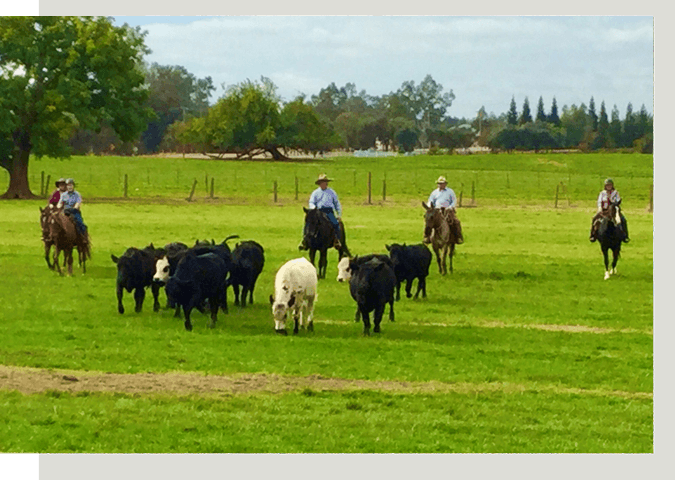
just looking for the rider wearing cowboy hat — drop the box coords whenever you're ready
[298,173,343,250]
[48,178,67,206]
[589,178,629,243]
[57,178,89,245]
[427,176,464,244]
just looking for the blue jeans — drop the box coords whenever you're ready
[66,208,88,236]
[319,207,341,239]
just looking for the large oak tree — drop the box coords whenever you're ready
[0,16,153,198]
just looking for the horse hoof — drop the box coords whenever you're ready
[604,272,610,280]
[276,329,288,336]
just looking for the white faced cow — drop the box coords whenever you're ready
[269,257,318,336]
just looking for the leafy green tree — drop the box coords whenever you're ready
[507,97,518,125]
[0,16,153,198]
[536,96,547,123]
[278,97,341,155]
[140,63,214,152]
[519,97,532,125]
[560,103,589,148]
[548,97,560,126]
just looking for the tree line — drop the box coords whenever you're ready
[0,16,653,199]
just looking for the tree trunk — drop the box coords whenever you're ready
[0,149,39,199]
[267,146,289,161]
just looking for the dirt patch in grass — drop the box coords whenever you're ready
[0,365,651,400]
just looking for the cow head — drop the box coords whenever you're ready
[269,292,296,323]
[336,256,352,282]
[153,256,170,285]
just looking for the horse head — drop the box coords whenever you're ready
[302,207,328,246]
[422,202,442,238]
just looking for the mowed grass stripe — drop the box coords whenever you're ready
[0,365,652,400]
[318,319,652,336]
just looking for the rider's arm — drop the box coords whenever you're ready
[428,190,437,207]
[448,189,457,209]
[308,189,318,209]
[597,192,604,212]
[333,191,342,218]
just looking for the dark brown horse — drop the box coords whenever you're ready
[46,207,91,276]
[39,206,56,270]
[596,203,623,280]
[422,202,459,275]
[301,207,350,279]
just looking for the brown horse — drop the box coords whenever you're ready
[39,206,56,270]
[46,208,91,275]
[422,202,459,275]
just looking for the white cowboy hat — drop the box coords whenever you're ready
[55,178,66,187]
[315,173,333,185]
[436,176,448,184]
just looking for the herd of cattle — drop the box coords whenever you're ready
[111,237,433,336]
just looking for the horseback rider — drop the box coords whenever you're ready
[48,178,67,206]
[57,178,89,245]
[427,176,464,244]
[298,173,342,250]
[590,178,629,243]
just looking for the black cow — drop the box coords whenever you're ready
[385,243,432,301]
[348,257,396,335]
[189,236,238,312]
[229,240,265,307]
[111,244,161,314]
[165,252,228,331]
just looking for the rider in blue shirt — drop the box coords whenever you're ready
[428,176,464,244]
[299,173,342,250]
[57,178,89,244]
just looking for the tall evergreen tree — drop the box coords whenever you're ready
[609,105,622,147]
[507,96,518,125]
[536,96,547,122]
[622,102,637,147]
[588,97,598,131]
[519,97,532,125]
[598,101,609,144]
[548,97,560,126]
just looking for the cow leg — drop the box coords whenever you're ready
[360,308,371,336]
[373,304,385,333]
[395,281,401,301]
[209,297,218,328]
[306,296,315,332]
[173,304,181,318]
[389,296,395,322]
[405,279,413,298]
[413,277,422,300]
[293,307,300,335]
[117,283,125,314]
[354,307,361,322]
[133,287,145,313]
[249,281,256,305]
[183,305,193,331]
[241,285,249,308]
[232,283,240,306]
[151,282,161,312]
[220,284,229,314]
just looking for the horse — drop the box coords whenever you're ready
[47,207,91,276]
[301,207,350,279]
[596,203,623,280]
[422,202,459,275]
[39,206,56,270]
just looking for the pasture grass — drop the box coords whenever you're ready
[0,152,653,452]
[0,389,652,453]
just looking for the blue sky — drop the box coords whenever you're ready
[113,16,654,120]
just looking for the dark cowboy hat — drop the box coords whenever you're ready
[55,178,66,187]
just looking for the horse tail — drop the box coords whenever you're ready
[81,235,92,261]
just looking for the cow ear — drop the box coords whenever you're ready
[287,295,296,308]
[303,207,309,213]
[269,294,274,305]
[111,254,119,264]
[385,244,391,251]
[149,243,154,249]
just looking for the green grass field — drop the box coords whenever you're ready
[0,152,653,453]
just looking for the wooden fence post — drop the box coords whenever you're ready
[554,182,560,209]
[471,181,475,205]
[124,174,128,198]
[40,171,45,196]
[187,179,198,202]
[274,181,278,203]
[506,172,510,189]
[210,178,215,199]
[44,175,51,197]
[649,184,653,212]
[459,184,464,207]
[368,172,372,205]
[383,179,386,201]
[205,174,208,193]
[295,176,299,200]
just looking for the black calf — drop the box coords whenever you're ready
[385,243,432,300]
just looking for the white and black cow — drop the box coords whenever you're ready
[111,244,162,314]
[229,240,265,307]
[153,242,189,314]
[269,257,318,336]
[336,253,392,283]
[165,251,228,332]
[385,243,432,300]
[347,256,396,336]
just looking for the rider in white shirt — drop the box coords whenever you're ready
[427,176,464,244]
[590,178,629,243]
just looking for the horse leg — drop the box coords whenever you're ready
[441,245,448,276]
[434,245,443,275]
[612,246,621,275]
[45,242,54,270]
[449,243,455,274]
[67,249,74,276]
[53,247,63,276]
[319,249,328,279]
[602,247,611,280]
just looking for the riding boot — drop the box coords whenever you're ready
[622,218,630,243]
[455,223,464,244]
[298,240,308,251]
